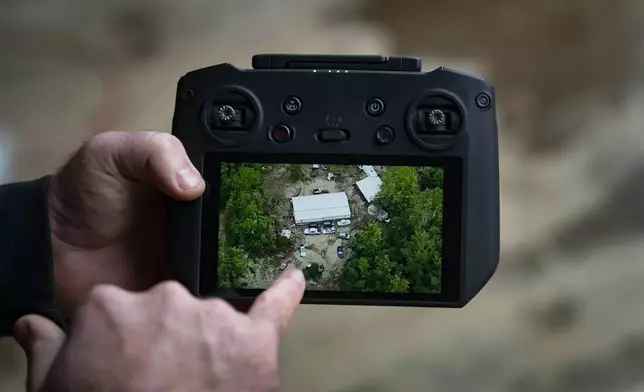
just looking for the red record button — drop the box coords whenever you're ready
[271,125,292,143]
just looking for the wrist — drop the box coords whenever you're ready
[0,176,64,334]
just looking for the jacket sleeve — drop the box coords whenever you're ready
[0,177,63,336]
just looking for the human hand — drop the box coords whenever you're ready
[14,269,305,392]
[48,131,205,315]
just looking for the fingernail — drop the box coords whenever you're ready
[177,167,202,190]
[286,269,305,284]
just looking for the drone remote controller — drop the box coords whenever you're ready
[166,54,499,308]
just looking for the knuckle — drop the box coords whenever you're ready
[157,280,189,295]
[77,131,134,173]
[151,281,191,306]
[84,131,121,154]
[88,284,120,303]
[86,284,126,314]
[203,297,233,315]
[200,299,236,333]
[147,132,182,156]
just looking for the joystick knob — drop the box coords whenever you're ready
[427,109,446,126]
[217,105,236,123]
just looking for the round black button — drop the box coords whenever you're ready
[366,97,385,116]
[375,126,395,145]
[476,93,491,109]
[283,96,302,115]
[271,125,292,143]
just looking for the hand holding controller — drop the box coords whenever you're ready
[166,54,499,308]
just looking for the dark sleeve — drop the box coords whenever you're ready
[0,176,64,336]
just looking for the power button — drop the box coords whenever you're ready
[366,97,385,116]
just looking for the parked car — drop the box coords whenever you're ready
[337,219,351,227]
[338,232,350,240]
[321,227,336,235]
[299,245,306,257]
[313,188,329,195]
[322,220,333,227]
[308,223,320,229]
[304,227,320,235]
[278,261,289,270]
[337,246,345,258]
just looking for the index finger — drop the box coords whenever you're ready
[248,269,305,334]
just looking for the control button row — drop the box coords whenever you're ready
[281,96,387,117]
[270,125,395,146]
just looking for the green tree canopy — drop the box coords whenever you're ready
[340,257,369,291]
[218,245,249,289]
[374,166,419,217]
[340,222,411,292]
[350,222,384,260]
[221,164,279,258]
[342,166,443,294]
[417,166,444,190]
[401,229,441,292]
[225,187,277,256]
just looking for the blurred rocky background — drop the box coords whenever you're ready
[2,0,644,391]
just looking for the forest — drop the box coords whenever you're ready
[339,166,444,293]
[217,163,293,288]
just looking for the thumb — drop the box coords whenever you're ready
[14,315,66,392]
[98,131,205,200]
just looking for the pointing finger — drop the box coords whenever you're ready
[248,269,305,335]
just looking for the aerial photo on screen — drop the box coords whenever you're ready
[217,163,444,293]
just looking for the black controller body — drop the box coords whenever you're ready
[166,54,499,308]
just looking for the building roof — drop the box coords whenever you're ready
[356,176,382,203]
[291,192,351,224]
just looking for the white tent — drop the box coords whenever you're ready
[291,192,351,224]
[356,176,382,203]
[359,165,378,177]
[368,204,389,222]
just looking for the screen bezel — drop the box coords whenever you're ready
[200,153,463,304]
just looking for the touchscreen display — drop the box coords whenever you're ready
[217,163,443,293]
